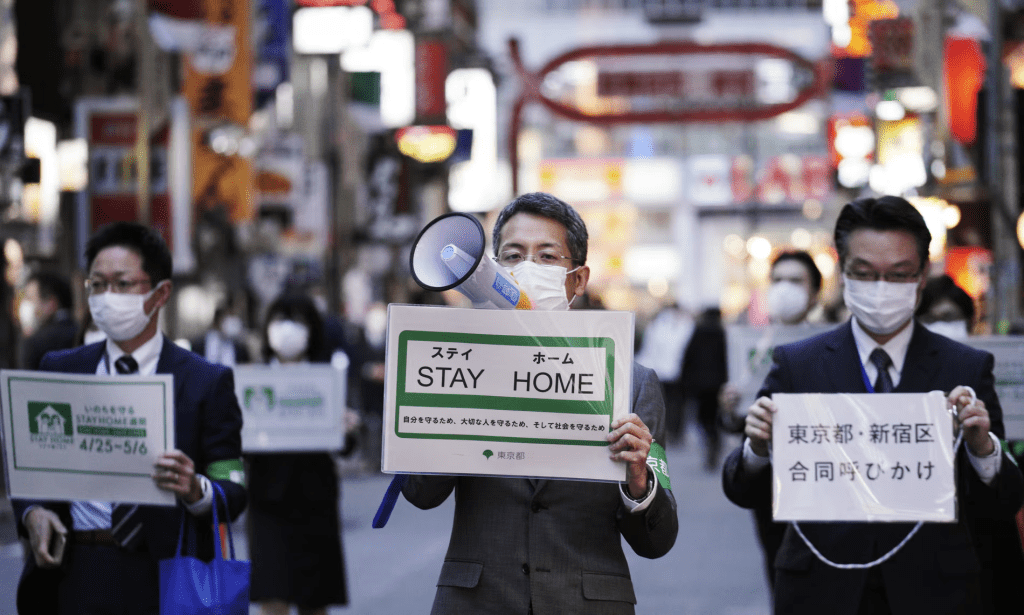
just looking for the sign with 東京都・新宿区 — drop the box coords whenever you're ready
[382,305,634,482]
[0,370,176,506]
[772,391,956,523]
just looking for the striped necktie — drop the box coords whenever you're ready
[111,354,143,549]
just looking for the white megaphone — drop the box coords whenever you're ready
[410,212,533,310]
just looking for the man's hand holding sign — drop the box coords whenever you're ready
[608,414,654,499]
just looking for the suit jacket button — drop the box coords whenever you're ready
[531,502,541,513]
[522,563,530,575]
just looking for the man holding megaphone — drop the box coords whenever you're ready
[402,192,679,615]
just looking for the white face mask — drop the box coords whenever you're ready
[923,320,969,340]
[509,261,579,311]
[843,276,919,336]
[88,285,161,342]
[19,301,38,335]
[766,281,810,324]
[267,320,310,361]
[220,315,243,338]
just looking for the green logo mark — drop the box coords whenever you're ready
[243,387,275,411]
[28,402,73,436]
[483,449,493,460]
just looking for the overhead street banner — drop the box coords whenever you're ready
[383,305,634,482]
[233,364,347,452]
[772,392,956,523]
[1,370,176,506]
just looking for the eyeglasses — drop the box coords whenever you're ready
[496,250,575,267]
[843,268,922,284]
[84,278,152,295]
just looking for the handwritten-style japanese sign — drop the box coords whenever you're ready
[772,391,956,522]
[383,305,634,481]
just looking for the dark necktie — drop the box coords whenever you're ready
[869,348,894,393]
[114,355,138,375]
[111,354,143,548]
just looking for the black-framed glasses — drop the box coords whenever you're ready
[84,278,152,295]
[843,268,922,284]
[495,250,574,267]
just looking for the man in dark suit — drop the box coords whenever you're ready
[722,195,1024,615]
[19,271,78,370]
[13,222,246,615]
[402,193,678,615]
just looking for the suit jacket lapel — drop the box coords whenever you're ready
[894,322,941,393]
[822,322,869,393]
[64,343,106,374]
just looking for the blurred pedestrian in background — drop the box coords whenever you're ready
[718,250,822,595]
[916,274,974,340]
[916,274,1024,610]
[636,301,694,447]
[0,249,16,370]
[681,307,728,471]
[192,305,250,367]
[18,271,78,370]
[247,292,348,615]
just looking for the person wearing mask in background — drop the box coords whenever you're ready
[19,271,78,371]
[401,193,678,615]
[915,274,974,340]
[635,302,693,447]
[722,196,1023,614]
[247,292,348,615]
[718,250,823,595]
[13,221,246,615]
[916,274,1024,611]
[680,307,728,471]
[192,305,250,367]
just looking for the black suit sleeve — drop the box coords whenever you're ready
[721,344,793,511]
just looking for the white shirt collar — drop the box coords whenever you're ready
[104,332,164,376]
[850,316,915,380]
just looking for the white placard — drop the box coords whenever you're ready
[725,324,832,409]
[383,305,634,482]
[966,336,1024,440]
[234,364,346,452]
[772,392,956,522]
[0,370,176,506]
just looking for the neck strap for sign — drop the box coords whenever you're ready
[774,387,972,569]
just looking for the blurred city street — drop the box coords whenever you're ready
[0,432,771,615]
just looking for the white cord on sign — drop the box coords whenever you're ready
[777,388,972,570]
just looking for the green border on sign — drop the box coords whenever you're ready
[6,376,170,478]
[395,330,615,446]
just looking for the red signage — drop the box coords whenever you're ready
[508,38,830,192]
[415,39,448,125]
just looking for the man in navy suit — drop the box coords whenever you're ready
[722,195,1024,615]
[13,222,246,615]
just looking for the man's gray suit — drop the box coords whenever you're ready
[403,362,678,615]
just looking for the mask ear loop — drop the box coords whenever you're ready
[565,265,582,308]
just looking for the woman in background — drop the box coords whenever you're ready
[248,292,348,615]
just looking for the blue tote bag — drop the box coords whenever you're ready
[159,482,250,615]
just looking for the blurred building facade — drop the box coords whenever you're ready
[1,0,1024,338]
